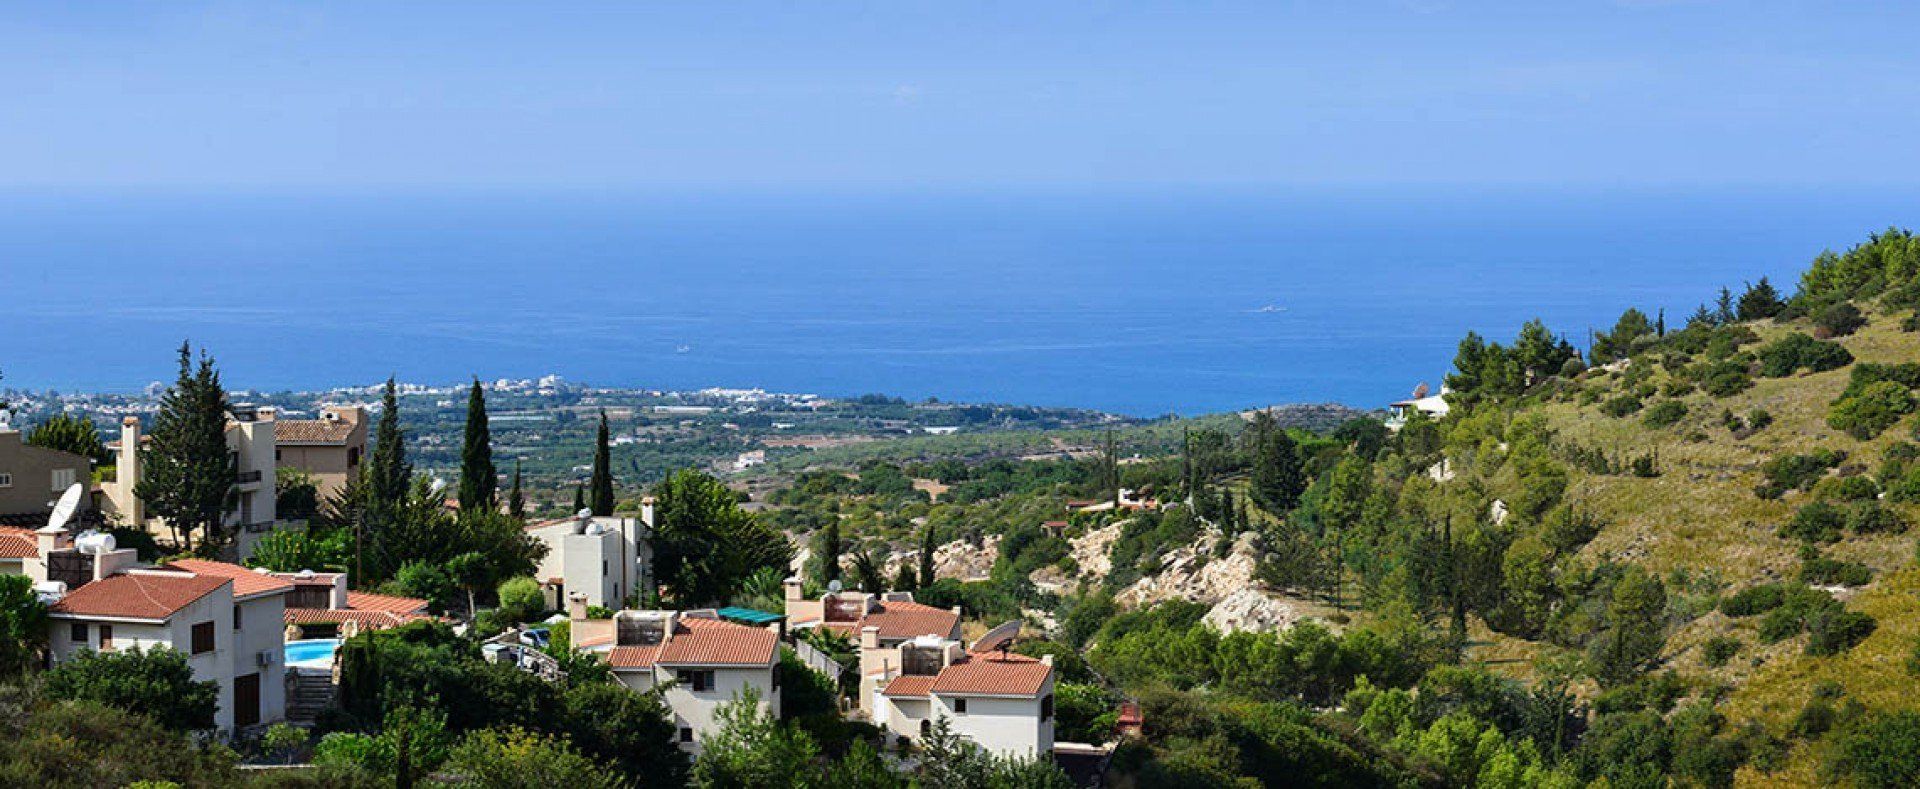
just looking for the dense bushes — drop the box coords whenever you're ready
[1757,333,1854,377]
[1642,400,1688,428]
[1828,381,1915,439]
[39,647,218,732]
[1757,449,1845,498]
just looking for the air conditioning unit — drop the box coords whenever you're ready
[256,650,275,668]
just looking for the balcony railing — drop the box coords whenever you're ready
[235,470,264,484]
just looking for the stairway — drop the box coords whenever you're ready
[287,667,336,722]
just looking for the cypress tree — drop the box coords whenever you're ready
[573,483,586,513]
[589,410,614,516]
[135,342,233,555]
[507,460,525,520]
[918,523,937,588]
[819,521,843,584]
[366,378,411,514]
[458,378,496,513]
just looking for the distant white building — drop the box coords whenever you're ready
[1385,383,1451,430]
[525,500,655,610]
[573,603,780,754]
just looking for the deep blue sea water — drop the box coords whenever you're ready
[3,186,1913,416]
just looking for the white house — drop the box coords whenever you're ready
[573,602,780,754]
[525,501,655,610]
[26,525,293,735]
[1385,384,1451,430]
[873,637,1056,759]
[102,406,283,560]
[781,580,961,716]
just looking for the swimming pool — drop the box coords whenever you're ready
[285,638,342,667]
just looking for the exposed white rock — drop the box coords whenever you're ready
[1202,588,1307,634]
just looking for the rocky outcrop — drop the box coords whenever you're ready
[1114,528,1263,608]
[1202,588,1308,634]
[883,534,1000,583]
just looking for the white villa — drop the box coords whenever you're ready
[571,599,781,753]
[873,636,1056,758]
[525,500,655,610]
[781,580,962,716]
[29,530,292,735]
[1385,384,1451,430]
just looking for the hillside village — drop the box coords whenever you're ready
[6,231,1920,786]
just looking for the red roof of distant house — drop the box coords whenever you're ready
[0,527,37,559]
[598,616,778,669]
[882,675,938,698]
[284,607,431,630]
[819,599,960,642]
[275,419,358,444]
[927,653,1052,697]
[346,591,430,614]
[166,558,295,599]
[51,572,229,621]
[657,617,778,666]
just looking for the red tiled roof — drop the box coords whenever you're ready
[275,419,357,444]
[657,617,778,666]
[847,600,961,641]
[284,607,431,630]
[347,591,429,614]
[0,527,36,559]
[882,675,937,698]
[606,645,661,669]
[928,654,1052,697]
[166,558,295,599]
[52,573,229,621]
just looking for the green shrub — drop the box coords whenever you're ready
[1643,400,1688,428]
[1781,501,1845,543]
[1759,450,1845,498]
[1844,501,1906,534]
[1748,409,1774,430]
[1799,548,1874,587]
[1807,609,1877,656]
[1813,475,1880,502]
[1720,583,1789,617]
[40,647,220,732]
[1601,394,1644,418]
[1828,380,1916,440]
[1826,710,1920,788]
[1702,636,1740,668]
[1815,302,1868,337]
[1757,333,1854,377]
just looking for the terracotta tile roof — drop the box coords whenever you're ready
[0,527,36,559]
[853,600,962,641]
[166,559,295,599]
[284,607,431,630]
[275,419,357,444]
[51,573,229,621]
[928,654,1052,697]
[882,675,937,698]
[606,645,661,669]
[657,617,778,666]
[346,591,430,614]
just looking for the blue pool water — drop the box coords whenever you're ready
[285,638,343,667]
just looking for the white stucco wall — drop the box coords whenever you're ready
[928,682,1055,758]
[656,663,779,753]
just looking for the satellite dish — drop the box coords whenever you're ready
[827,579,843,594]
[974,620,1022,655]
[47,484,83,532]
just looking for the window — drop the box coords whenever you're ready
[919,720,931,738]
[953,698,968,714]
[69,623,87,644]
[679,727,694,743]
[233,605,244,630]
[348,447,361,467]
[0,473,11,488]
[676,670,715,691]
[50,468,75,491]
[99,625,113,651]
[191,621,216,654]
[1041,694,1054,722]
[274,449,282,461]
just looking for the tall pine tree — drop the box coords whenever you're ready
[1247,411,1306,515]
[458,378,497,512]
[589,410,614,516]
[918,522,937,588]
[507,459,525,520]
[366,378,411,514]
[135,342,234,555]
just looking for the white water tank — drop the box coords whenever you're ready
[74,531,116,555]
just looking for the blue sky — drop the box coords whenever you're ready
[5,1,1920,190]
